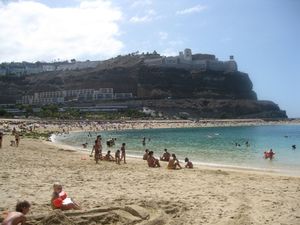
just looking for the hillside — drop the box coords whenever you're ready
[0,56,287,119]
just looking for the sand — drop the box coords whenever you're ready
[0,121,300,225]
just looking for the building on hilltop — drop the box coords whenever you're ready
[143,48,238,72]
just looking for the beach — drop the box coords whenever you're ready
[0,119,300,225]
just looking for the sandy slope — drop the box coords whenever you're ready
[0,135,299,225]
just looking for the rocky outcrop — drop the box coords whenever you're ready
[0,62,287,119]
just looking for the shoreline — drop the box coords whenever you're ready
[48,136,300,178]
[48,120,300,177]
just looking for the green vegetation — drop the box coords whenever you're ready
[86,109,150,120]
[0,108,12,118]
[23,131,52,140]
[11,104,150,120]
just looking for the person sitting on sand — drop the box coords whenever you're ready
[143,149,149,160]
[2,200,30,225]
[51,183,80,210]
[103,150,115,161]
[168,154,182,170]
[115,149,121,165]
[184,157,193,169]
[160,149,171,161]
[147,151,160,168]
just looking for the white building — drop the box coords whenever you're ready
[144,48,238,73]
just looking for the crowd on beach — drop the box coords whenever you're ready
[87,133,193,170]
[0,119,299,225]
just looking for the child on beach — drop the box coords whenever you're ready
[143,149,149,160]
[115,149,121,165]
[103,150,115,161]
[51,183,81,210]
[147,151,161,168]
[15,133,20,147]
[120,143,126,164]
[168,154,182,170]
[2,200,30,225]
[184,157,193,169]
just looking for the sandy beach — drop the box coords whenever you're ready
[0,119,300,225]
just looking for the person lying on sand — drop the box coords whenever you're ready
[51,183,81,210]
[160,149,170,161]
[147,151,160,168]
[168,154,182,170]
[103,150,115,161]
[184,157,193,169]
[143,149,149,160]
[2,200,30,225]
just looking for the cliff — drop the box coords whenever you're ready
[0,60,287,119]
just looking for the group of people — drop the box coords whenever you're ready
[143,148,193,169]
[90,135,126,165]
[0,128,21,149]
[2,183,80,225]
[264,149,275,159]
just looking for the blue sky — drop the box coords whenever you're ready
[0,0,299,117]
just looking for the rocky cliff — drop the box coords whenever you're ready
[0,59,287,119]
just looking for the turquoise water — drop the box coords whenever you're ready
[53,125,300,175]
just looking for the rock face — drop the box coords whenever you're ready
[0,62,287,119]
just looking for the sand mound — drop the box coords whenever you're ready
[26,205,169,225]
[39,210,76,225]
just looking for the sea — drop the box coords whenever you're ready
[52,124,300,175]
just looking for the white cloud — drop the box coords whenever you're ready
[0,0,123,62]
[129,9,156,23]
[130,0,152,8]
[176,4,207,15]
[158,32,168,40]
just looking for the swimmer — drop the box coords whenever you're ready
[264,149,275,159]
[292,145,296,150]
[142,137,146,146]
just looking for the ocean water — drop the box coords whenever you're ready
[53,125,300,175]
